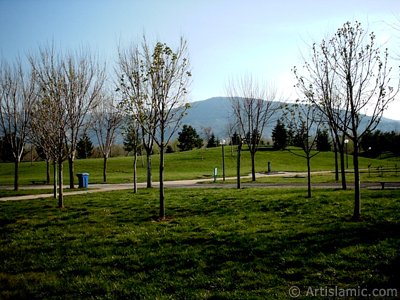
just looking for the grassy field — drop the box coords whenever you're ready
[1,147,399,186]
[0,188,399,299]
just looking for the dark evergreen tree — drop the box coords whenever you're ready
[231,132,240,145]
[177,125,203,151]
[316,129,331,151]
[272,120,288,150]
[207,133,218,148]
[76,133,93,159]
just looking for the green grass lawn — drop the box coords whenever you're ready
[1,147,398,186]
[1,188,399,299]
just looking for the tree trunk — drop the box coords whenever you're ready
[159,144,165,219]
[58,158,64,208]
[333,140,339,182]
[133,151,138,193]
[68,155,75,189]
[46,158,50,184]
[237,144,242,189]
[103,155,108,183]
[352,140,361,220]
[146,152,152,188]
[13,159,19,191]
[307,154,312,198]
[339,146,347,190]
[53,160,57,199]
[250,150,256,182]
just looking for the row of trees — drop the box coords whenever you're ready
[222,21,399,220]
[1,21,398,221]
[0,48,122,207]
[0,37,190,218]
[360,130,400,157]
[272,120,331,152]
[292,21,399,220]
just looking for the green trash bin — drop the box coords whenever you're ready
[77,173,89,188]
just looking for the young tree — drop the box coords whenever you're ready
[90,91,123,182]
[295,21,399,219]
[30,46,69,207]
[117,41,156,189]
[227,75,277,181]
[62,51,105,189]
[293,41,351,190]
[30,93,67,207]
[177,124,202,151]
[272,119,288,150]
[0,60,37,191]
[118,37,191,219]
[122,119,141,193]
[285,101,322,198]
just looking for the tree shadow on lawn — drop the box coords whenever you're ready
[172,220,400,292]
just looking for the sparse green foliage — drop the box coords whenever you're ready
[117,36,191,219]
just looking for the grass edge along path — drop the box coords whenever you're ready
[0,188,399,299]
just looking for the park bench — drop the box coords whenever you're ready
[379,182,400,190]
[31,180,47,185]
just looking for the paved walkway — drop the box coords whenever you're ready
[0,171,390,202]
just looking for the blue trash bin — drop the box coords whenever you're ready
[77,173,89,188]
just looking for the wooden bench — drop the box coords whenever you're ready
[31,180,47,185]
[379,182,400,190]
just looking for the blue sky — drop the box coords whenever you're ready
[1,0,399,119]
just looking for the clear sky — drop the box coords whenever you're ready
[1,0,399,119]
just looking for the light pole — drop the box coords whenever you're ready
[344,139,349,169]
[220,139,226,181]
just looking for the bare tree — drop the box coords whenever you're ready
[295,21,399,220]
[0,59,37,191]
[62,51,105,189]
[90,91,123,183]
[117,42,156,188]
[227,75,277,181]
[294,46,351,190]
[118,37,191,220]
[31,95,65,201]
[29,46,68,207]
[284,101,322,198]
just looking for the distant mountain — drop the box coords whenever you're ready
[181,97,400,140]
[182,97,233,138]
[106,97,400,145]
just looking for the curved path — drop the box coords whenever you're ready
[0,171,390,202]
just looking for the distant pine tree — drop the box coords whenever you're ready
[272,120,288,150]
[316,129,331,151]
[207,134,218,148]
[177,125,203,151]
[76,133,94,159]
